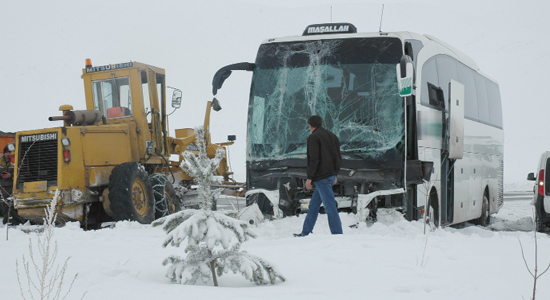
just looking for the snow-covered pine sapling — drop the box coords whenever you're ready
[179,126,224,211]
[153,126,285,286]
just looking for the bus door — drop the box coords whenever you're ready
[468,163,482,218]
[441,80,465,224]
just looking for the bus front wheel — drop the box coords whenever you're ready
[477,194,490,227]
[428,189,439,227]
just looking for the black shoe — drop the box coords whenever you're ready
[293,233,304,237]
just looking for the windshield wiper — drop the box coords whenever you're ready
[111,74,120,105]
[341,150,365,159]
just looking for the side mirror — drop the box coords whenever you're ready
[396,55,413,97]
[212,62,255,95]
[527,172,536,181]
[211,98,222,112]
[172,90,182,109]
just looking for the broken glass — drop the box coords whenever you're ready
[247,37,404,162]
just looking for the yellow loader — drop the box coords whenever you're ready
[8,60,239,228]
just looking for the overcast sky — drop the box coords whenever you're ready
[1,0,548,184]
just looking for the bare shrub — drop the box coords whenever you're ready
[16,190,86,300]
[518,210,550,300]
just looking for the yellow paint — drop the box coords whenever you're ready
[87,166,114,187]
[81,125,133,166]
[175,128,194,138]
[12,61,238,223]
[23,181,47,193]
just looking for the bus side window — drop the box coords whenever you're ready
[404,39,424,63]
[486,80,503,128]
[457,63,478,121]
[436,55,459,102]
[420,58,438,106]
[427,83,445,109]
[475,73,490,123]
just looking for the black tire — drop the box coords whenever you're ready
[0,187,11,216]
[109,162,155,224]
[151,174,182,219]
[534,195,548,232]
[536,211,544,233]
[477,194,490,227]
[0,200,7,216]
[2,205,23,225]
[281,200,300,217]
[366,198,378,223]
[428,189,439,226]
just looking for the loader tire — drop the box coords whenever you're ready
[109,162,155,224]
[2,204,23,225]
[151,174,182,219]
[0,200,7,216]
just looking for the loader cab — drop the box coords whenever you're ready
[91,76,133,119]
[81,60,170,160]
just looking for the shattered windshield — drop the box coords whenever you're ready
[247,37,404,162]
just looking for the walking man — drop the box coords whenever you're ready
[295,115,343,236]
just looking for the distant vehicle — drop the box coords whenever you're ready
[527,152,550,232]
[212,23,504,227]
[0,131,15,152]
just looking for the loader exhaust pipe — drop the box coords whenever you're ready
[49,110,106,125]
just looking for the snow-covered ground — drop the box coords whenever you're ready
[2,191,549,300]
[2,0,550,299]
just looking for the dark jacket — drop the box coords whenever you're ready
[0,156,13,188]
[307,126,342,182]
[0,157,12,174]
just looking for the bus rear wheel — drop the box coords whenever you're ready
[477,194,490,227]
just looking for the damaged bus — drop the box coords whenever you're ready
[212,23,503,226]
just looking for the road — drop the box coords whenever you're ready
[489,190,535,231]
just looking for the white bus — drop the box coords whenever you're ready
[212,23,503,226]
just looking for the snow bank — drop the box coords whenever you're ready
[2,199,549,300]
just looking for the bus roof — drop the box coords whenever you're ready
[260,29,481,73]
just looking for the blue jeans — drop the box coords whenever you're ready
[301,175,343,236]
